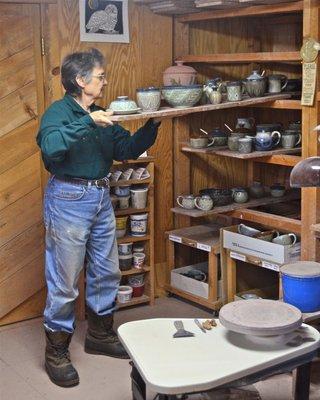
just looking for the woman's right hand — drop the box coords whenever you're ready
[89,110,114,127]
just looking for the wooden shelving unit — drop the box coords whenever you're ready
[112,157,155,308]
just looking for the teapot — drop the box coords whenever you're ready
[254,130,281,151]
[243,70,266,98]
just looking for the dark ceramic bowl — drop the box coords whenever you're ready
[256,123,283,133]
[199,188,233,206]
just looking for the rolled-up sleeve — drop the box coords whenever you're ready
[112,119,160,161]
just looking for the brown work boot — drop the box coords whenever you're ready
[45,330,79,387]
[84,308,129,359]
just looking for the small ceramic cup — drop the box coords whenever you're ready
[194,194,214,211]
[272,233,297,245]
[228,135,240,151]
[281,133,301,149]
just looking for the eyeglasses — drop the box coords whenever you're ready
[92,74,107,82]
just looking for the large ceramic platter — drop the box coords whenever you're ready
[219,299,302,337]
[107,108,142,115]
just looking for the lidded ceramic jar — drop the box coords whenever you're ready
[243,70,266,98]
[209,127,228,146]
[163,61,197,86]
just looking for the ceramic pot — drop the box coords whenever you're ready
[118,242,133,256]
[228,135,240,151]
[268,74,288,93]
[136,87,161,112]
[131,283,145,297]
[209,127,228,146]
[236,117,255,131]
[203,81,223,105]
[119,254,133,271]
[117,286,133,303]
[254,131,281,151]
[195,195,214,211]
[116,216,128,238]
[130,186,148,209]
[176,194,195,209]
[115,185,131,196]
[110,195,118,210]
[133,252,146,269]
[243,70,266,97]
[109,96,139,114]
[117,195,130,210]
[163,61,197,86]
[161,85,202,108]
[256,123,283,133]
[232,188,249,203]
[130,214,148,236]
[249,181,265,198]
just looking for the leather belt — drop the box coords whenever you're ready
[55,176,109,188]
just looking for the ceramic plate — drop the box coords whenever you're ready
[107,108,142,115]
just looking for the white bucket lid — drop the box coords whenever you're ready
[280,261,320,277]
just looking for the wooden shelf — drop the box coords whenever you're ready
[109,93,291,122]
[117,235,150,244]
[110,178,151,187]
[113,156,155,165]
[249,99,302,110]
[164,284,222,311]
[213,147,301,160]
[171,191,300,218]
[166,223,222,252]
[178,1,303,22]
[117,295,150,309]
[229,209,301,234]
[121,267,151,276]
[179,51,301,64]
[257,155,302,166]
[115,207,149,216]
[181,143,301,161]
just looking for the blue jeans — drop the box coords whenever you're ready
[43,176,120,333]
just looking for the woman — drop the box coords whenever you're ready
[37,48,161,387]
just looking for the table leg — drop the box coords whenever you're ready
[293,362,311,400]
[130,363,146,400]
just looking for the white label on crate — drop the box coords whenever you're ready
[230,252,247,261]
[261,261,280,272]
[169,235,182,243]
[197,243,211,252]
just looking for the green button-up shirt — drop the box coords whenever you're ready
[36,94,159,179]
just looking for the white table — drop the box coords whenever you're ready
[118,318,320,400]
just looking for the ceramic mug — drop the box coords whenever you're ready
[177,194,195,209]
[190,137,214,149]
[226,81,244,101]
[281,133,301,149]
[268,74,288,93]
[130,186,148,209]
[272,233,297,245]
[130,214,148,236]
[255,230,280,242]
[238,137,253,154]
[118,242,133,255]
[133,252,146,269]
[194,195,214,211]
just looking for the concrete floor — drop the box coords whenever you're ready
[0,297,319,400]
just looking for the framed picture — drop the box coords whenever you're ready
[79,0,129,43]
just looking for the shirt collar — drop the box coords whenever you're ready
[64,94,98,115]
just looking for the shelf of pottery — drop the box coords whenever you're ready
[109,157,155,308]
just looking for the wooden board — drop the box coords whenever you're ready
[213,147,301,159]
[171,191,300,217]
[109,93,292,122]
[179,51,301,63]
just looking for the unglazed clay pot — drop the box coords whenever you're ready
[163,61,197,86]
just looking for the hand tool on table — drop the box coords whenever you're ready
[194,319,206,333]
[173,320,194,338]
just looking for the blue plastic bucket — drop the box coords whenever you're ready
[281,261,320,313]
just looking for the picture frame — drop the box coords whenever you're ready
[79,0,129,43]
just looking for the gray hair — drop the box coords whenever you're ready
[61,48,105,96]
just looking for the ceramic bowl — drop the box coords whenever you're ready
[270,184,286,198]
[161,85,202,108]
[136,87,161,112]
[119,254,133,271]
[199,188,233,206]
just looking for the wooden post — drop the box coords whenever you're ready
[301,0,320,261]
[226,251,237,302]
[208,251,218,301]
